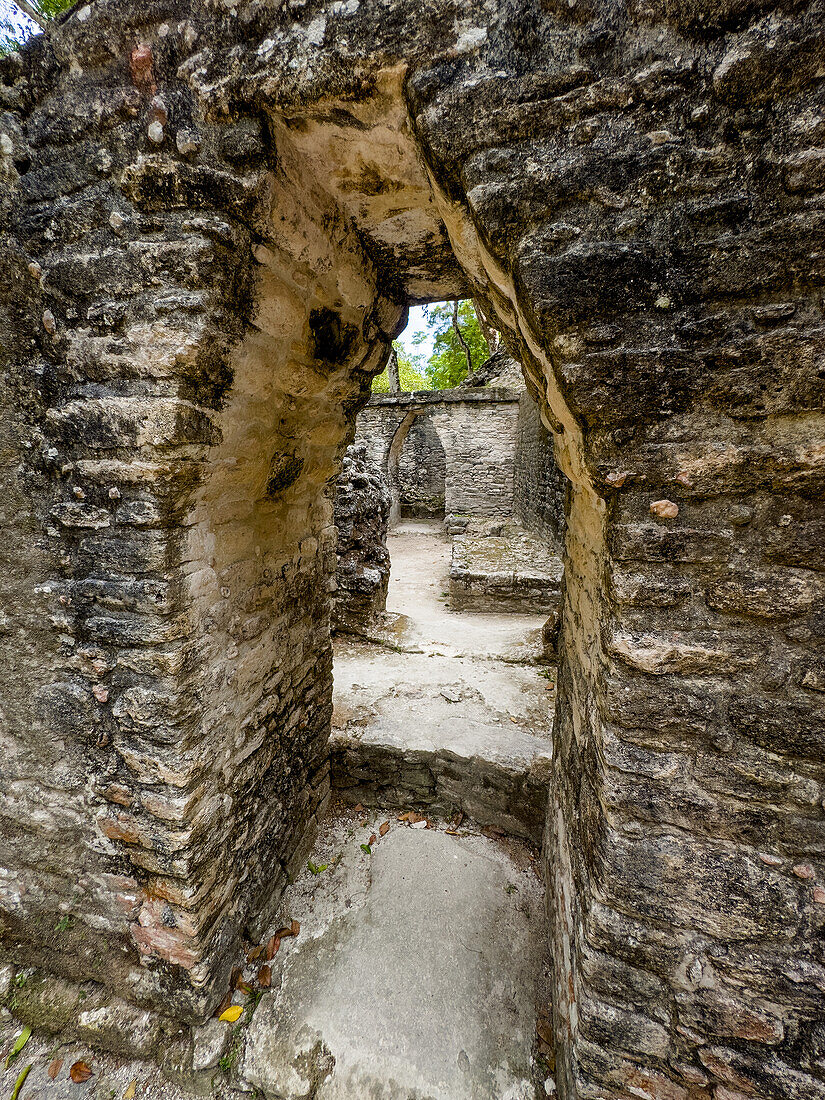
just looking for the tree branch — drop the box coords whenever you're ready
[452,300,473,377]
[12,0,47,30]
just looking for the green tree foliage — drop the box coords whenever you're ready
[370,300,490,393]
[370,344,427,393]
[413,300,489,390]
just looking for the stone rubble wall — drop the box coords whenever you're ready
[408,4,825,1096]
[332,443,391,634]
[0,12,404,1030]
[330,728,552,845]
[395,415,447,517]
[449,521,565,613]
[514,390,568,548]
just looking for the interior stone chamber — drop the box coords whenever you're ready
[0,0,824,1096]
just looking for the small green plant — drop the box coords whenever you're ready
[307,860,328,876]
[360,843,372,855]
[218,993,263,1074]
[54,915,74,933]
[12,973,27,989]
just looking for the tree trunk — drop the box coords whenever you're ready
[12,0,47,29]
[387,346,400,395]
[452,300,473,376]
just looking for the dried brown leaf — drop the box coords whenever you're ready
[537,1020,553,1046]
[353,804,364,813]
[368,833,377,846]
[47,1058,62,1080]
[236,979,252,995]
[257,965,272,988]
[266,934,280,960]
[123,1080,137,1100]
[379,821,390,837]
[247,944,264,962]
[70,1060,93,1083]
[290,919,300,937]
[215,988,233,1017]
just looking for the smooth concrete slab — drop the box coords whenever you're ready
[243,827,543,1100]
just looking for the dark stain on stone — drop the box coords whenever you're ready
[266,453,304,498]
[309,308,359,367]
[179,342,235,411]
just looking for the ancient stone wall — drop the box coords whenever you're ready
[396,416,446,517]
[0,0,824,1096]
[0,15,403,1027]
[356,389,521,521]
[514,390,568,547]
[408,3,825,1096]
[332,443,391,633]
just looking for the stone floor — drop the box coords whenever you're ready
[242,806,549,1100]
[331,520,556,840]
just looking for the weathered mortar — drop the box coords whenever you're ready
[0,0,823,1096]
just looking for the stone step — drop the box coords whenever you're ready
[330,716,552,844]
[242,820,545,1100]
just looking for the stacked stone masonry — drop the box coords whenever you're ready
[356,388,523,523]
[331,442,391,634]
[514,388,568,547]
[0,1,823,1098]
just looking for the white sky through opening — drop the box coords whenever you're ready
[395,304,436,363]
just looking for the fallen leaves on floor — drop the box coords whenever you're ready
[70,1060,93,1083]
[368,833,377,846]
[47,1057,62,1079]
[360,843,372,854]
[307,860,328,875]
[397,810,427,825]
[124,1079,137,1099]
[219,1005,243,1023]
[257,965,272,988]
[379,821,390,836]
[265,934,280,960]
[4,1026,31,1069]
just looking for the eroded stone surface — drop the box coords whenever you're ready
[1,0,824,1096]
[243,826,544,1100]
